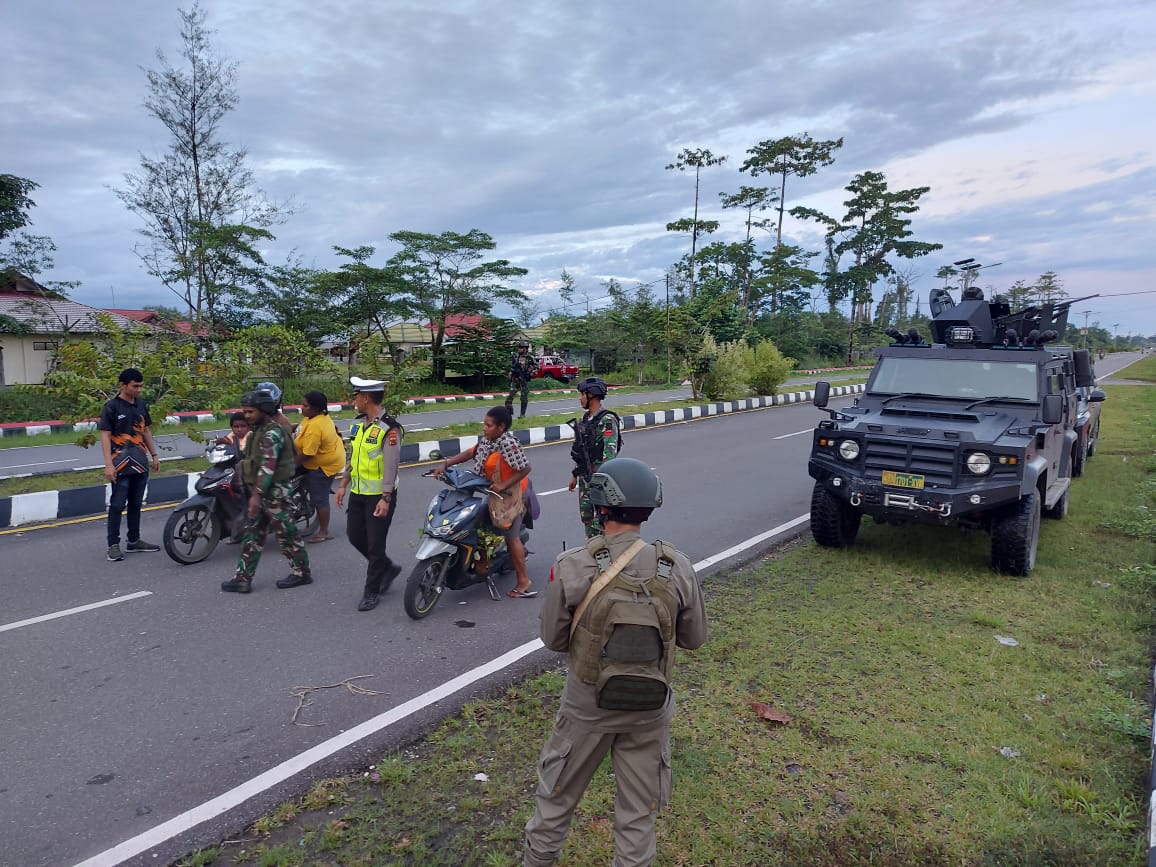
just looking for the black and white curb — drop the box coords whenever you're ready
[0,385,863,528]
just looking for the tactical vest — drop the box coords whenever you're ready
[240,420,296,486]
[570,408,623,479]
[349,415,402,495]
[570,536,680,711]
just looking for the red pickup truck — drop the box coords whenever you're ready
[533,355,579,384]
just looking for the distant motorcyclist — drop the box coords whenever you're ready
[505,341,537,420]
[568,377,622,538]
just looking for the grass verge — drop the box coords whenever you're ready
[177,364,1155,867]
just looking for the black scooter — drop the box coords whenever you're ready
[403,466,531,619]
[163,443,318,564]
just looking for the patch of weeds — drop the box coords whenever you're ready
[1095,702,1151,742]
[176,849,218,867]
[1055,778,1098,815]
[253,842,303,866]
[301,777,350,811]
[1118,563,1156,595]
[969,612,1005,629]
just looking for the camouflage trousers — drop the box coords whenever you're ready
[505,379,530,417]
[234,494,310,581]
[577,477,603,539]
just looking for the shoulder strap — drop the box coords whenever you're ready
[653,540,677,579]
[569,538,648,641]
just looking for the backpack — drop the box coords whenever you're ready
[569,537,681,711]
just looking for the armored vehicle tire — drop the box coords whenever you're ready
[1072,438,1087,478]
[810,483,861,548]
[1043,485,1069,520]
[991,491,1040,576]
[1087,421,1099,457]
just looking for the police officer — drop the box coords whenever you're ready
[505,340,537,419]
[220,388,312,594]
[568,376,622,538]
[336,377,404,612]
[524,458,708,867]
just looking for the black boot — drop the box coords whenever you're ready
[358,576,382,611]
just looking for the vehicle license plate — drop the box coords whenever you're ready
[882,470,925,490]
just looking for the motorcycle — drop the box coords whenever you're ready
[403,466,531,620]
[163,443,319,564]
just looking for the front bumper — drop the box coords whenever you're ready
[810,461,1022,523]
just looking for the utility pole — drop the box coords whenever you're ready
[665,272,671,385]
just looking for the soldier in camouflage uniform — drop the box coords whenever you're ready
[505,341,537,419]
[568,377,622,538]
[220,388,312,594]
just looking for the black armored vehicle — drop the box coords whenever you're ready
[808,285,1101,576]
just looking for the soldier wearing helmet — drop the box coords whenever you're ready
[524,458,708,867]
[567,376,622,538]
[256,380,293,437]
[220,388,312,594]
[505,340,537,420]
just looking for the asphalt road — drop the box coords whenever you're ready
[0,371,866,477]
[1,394,832,867]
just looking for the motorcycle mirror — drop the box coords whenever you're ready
[565,418,578,430]
[428,450,442,460]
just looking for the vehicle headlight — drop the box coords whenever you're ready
[966,452,992,475]
[429,524,454,538]
[838,440,860,461]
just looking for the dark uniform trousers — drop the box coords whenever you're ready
[346,491,398,594]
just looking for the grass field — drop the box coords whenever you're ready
[174,359,1156,867]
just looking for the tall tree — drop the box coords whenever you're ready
[793,171,941,363]
[117,3,284,331]
[0,174,39,242]
[387,230,528,381]
[665,148,727,296]
[1033,270,1067,305]
[740,133,843,247]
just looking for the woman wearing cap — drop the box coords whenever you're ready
[294,391,344,542]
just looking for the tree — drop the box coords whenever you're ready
[740,133,843,247]
[387,229,528,382]
[1033,271,1067,305]
[444,316,523,390]
[793,171,941,364]
[314,246,414,366]
[0,174,38,242]
[665,148,727,296]
[117,3,284,330]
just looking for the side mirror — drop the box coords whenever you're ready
[1041,394,1062,425]
[813,381,831,408]
[1088,388,1106,403]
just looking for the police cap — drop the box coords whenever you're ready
[350,376,387,394]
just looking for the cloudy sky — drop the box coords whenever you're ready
[4,0,1155,337]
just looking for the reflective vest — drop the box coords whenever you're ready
[348,415,400,495]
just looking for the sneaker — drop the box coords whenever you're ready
[275,574,313,589]
[357,592,380,612]
[126,539,161,553]
[220,578,252,594]
[106,544,124,562]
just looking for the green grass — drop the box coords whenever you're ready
[176,369,1156,867]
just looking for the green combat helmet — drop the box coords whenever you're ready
[587,457,662,509]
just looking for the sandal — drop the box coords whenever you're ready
[508,587,538,599]
[306,534,331,544]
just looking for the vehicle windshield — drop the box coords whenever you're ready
[869,357,1039,401]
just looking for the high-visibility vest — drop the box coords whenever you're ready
[348,416,400,495]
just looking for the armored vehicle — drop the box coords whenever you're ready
[807,286,1098,576]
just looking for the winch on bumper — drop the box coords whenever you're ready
[809,463,1024,524]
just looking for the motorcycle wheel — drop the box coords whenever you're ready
[163,506,221,564]
[404,554,451,620]
[289,481,320,538]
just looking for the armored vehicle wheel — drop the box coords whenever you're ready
[1043,485,1069,520]
[1087,420,1099,457]
[991,491,1040,576]
[1072,438,1087,478]
[810,483,861,548]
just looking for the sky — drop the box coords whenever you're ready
[3,0,1155,338]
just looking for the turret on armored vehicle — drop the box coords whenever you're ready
[807,282,1103,576]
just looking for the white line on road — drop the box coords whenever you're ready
[0,591,153,634]
[773,429,813,440]
[72,513,811,867]
[537,486,571,496]
[0,458,77,469]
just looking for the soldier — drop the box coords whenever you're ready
[220,388,312,594]
[505,340,537,420]
[335,377,404,612]
[524,457,708,867]
[568,376,622,538]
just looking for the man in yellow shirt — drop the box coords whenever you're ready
[295,391,346,543]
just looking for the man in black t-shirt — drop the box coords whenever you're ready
[98,368,161,561]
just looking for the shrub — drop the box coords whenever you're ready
[701,339,747,400]
[743,339,795,396]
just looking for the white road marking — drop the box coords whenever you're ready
[773,429,814,440]
[0,459,77,469]
[0,591,153,634]
[73,513,812,866]
[537,486,571,496]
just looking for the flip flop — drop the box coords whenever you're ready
[508,588,538,599]
[306,534,331,544]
